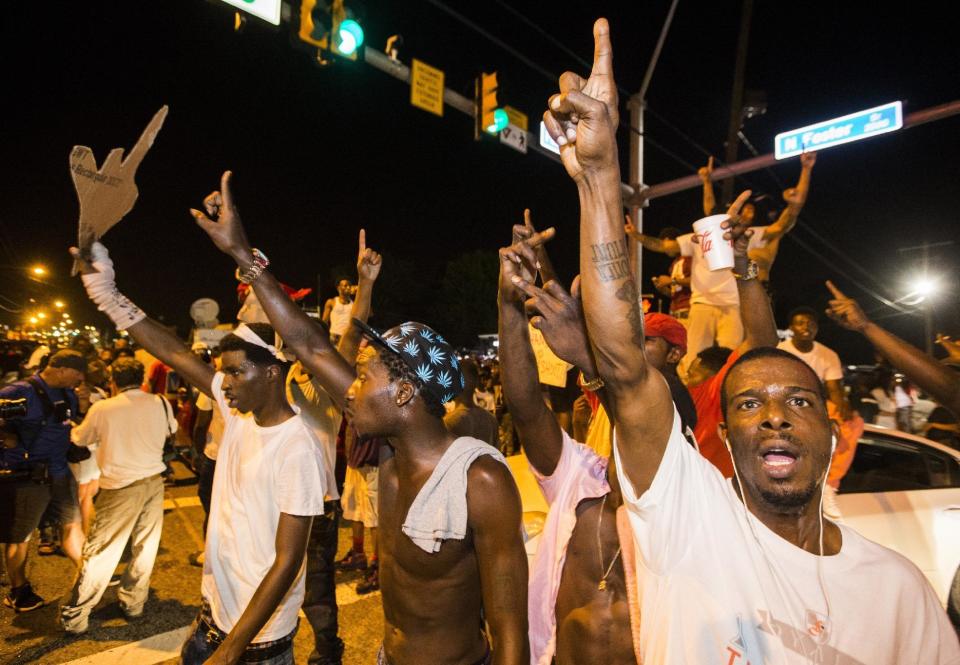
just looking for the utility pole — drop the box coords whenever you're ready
[721,0,754,206]
[628,0,679,288]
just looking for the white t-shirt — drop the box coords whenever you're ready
[203,372,329,642]
[71,389,177,490]
[678,225,768,307]
[285,366,341,501]
[195,392,225,460]
[777,339,844,383]
[613,409,960,664]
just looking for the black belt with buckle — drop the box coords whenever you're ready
[199,614,295,663]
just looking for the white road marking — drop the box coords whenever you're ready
[59,625,191,665]
[58,581,378,665]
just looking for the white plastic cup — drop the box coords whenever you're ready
[692,214,734,271]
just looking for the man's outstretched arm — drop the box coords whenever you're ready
[762,151,816,242]
[497,226,564,476]
[826,281,960,416]
[699,156,716,216]
[726,194,780,354]
[191,171,355,408]
[336,230,381,367]
[625,214,680,256]
[71,244,215,397]
[543,18,673,494]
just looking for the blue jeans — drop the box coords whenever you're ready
[180,608,295,665]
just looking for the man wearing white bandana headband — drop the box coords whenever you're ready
[71,243,332,665]
[190,171,529,665]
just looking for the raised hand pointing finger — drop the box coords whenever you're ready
[825,280,846,300]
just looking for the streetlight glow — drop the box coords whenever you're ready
[54,300,65,309]
[912,277,937,297]
[31,265,47,276]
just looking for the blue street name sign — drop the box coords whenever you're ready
[774,101,903,160]
[539,121,561,155]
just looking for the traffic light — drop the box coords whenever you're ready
[296,0,364,61]
[336,19,364,56]
[475,72,508,138]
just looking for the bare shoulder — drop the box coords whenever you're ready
[466,455,520,526]
[467,454,515,492]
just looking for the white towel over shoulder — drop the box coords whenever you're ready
[402,436,506,553]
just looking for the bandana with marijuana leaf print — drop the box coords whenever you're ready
[352,318,465,404]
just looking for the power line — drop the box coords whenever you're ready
[421,0,559,85]
[419,0,709,172]
[491,0,594,75]
[419,1,910,314]
[782,230,909,314]
[462,1,762,183]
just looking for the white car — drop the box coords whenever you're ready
[507,424,960,623]
[836,424,960,616]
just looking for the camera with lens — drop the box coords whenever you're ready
[0,398,27,419]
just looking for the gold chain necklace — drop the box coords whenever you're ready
[596,494,622,591]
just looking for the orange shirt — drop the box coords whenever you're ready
[687,350,740,478]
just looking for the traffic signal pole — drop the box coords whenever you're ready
[641,99,960,202]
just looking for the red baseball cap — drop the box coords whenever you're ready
[237,282,312,303]
[644,312,686,353]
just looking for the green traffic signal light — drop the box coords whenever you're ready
[485,108,509,134]
[337,19,364,56]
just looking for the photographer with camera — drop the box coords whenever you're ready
[0,350,88,612]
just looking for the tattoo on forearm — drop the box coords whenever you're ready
[615,279,645,347]
[590,240,630,283]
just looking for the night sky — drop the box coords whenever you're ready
[1,1,958,363]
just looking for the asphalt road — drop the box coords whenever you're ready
[1,478,383,665]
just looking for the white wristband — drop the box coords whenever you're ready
[80,242,147,330]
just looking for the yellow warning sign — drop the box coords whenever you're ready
[410,59,444,117]
[504,105,528,131]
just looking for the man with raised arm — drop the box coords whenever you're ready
[498,223,638,665]
[544,18,959,663]
[72,243,331,665]
[191,173,528,665]
[826,281,960,418]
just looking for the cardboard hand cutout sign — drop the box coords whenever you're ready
[70,105,168,273]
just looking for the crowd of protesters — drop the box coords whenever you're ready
[1,15,959,665]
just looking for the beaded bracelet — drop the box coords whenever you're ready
[236,248,270,284]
